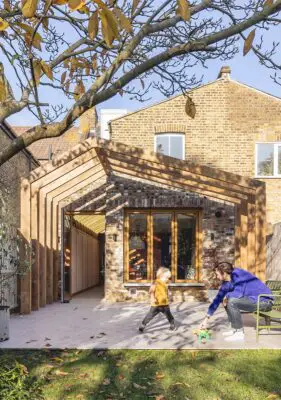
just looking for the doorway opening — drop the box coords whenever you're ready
[62,212,105,302]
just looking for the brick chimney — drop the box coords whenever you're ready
[217,66,231,79]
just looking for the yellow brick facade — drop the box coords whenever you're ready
[110,76,281,226]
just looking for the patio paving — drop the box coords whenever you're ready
[1,287,281,350]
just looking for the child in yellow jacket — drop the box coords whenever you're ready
[139,267,176,332]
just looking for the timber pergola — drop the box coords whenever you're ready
[20,138,266,314]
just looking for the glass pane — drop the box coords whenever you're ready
[278,146,281,175]
[153,213,172,279]
[156,136,169,156]
[170,136,184,159]
[128,214,148,281]
[257,144,274,176]
[177,214,196,280]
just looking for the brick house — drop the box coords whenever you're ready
[3,66,279,313]
[109,66,281,281]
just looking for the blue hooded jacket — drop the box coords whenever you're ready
[207,268,273,317]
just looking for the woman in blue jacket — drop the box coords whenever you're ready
[200,262,273,342]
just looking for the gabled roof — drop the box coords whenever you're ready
[0,121,39,166]
[108,75,281,124]
[12,125,83,162]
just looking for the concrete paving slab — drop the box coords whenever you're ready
[1,288,281,350]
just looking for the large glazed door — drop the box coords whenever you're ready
[175,213,197,282]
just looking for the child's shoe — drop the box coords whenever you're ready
[170,321,176,331]
[138,323,145,333]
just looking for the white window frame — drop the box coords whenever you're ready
[255,142,281,178]
[154,133,185,160]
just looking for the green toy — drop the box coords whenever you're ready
[192,328,212,344]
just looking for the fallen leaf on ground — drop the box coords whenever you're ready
[171,382,191,388]
[45,343,52,347]
[82,318,88,320]
[76,395,85,400]
[90,335,95,339]
[155,396,166,400]
[118,374,125,380]
[26,339,37,343]
[51,357,64,363]
[44,337,51,341]
[155,372,165,380]
[133,382,147,389]
[79,373,89,379]
[267,394,280,400]
[103,378,111,385]
[54,370,69,376]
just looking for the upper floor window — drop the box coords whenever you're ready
[155,133,185,160]
[256,143,281,177]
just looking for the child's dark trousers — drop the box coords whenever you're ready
[142,305,174,326]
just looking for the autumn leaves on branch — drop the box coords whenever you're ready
[0,0,281,166]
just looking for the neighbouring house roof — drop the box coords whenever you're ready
[12,126,85,162]
[108,66,281,125]
[0,121,40,166]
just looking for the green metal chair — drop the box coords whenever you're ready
[255,292,281,341]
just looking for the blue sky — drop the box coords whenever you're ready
[6,36,281,127]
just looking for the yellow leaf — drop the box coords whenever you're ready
[78,80,85,94]
[114,8,132,33]
[132,0,140,15]
[78,5,90,14]
[100,8,119,47]
[22,0,38,18]
[40,61,53,80]
[185,95,196,118]
[264,0,273,7]
[88,11,99,40]
[42,18,49,31]
[155,372,165,380]
[61,71,67,84]
[0,18,9,31]
[69,0,85,11]
[243,29,255,56]
[52,0,68,4]
[176,0,190,21]
[92,55,97,69]
[4,0,11,11]
[32,59,42,85]
[24,31,42,50]
[17,22,34,34]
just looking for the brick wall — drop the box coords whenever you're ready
[0,126,37,308]
[0,127,37,229]
[110,77,281,225]
[104,174,235,302]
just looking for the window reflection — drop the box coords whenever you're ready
[128,214,147,281]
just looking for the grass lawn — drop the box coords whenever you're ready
[0,349,281,400]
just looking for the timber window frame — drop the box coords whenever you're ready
[124,209,202,284]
